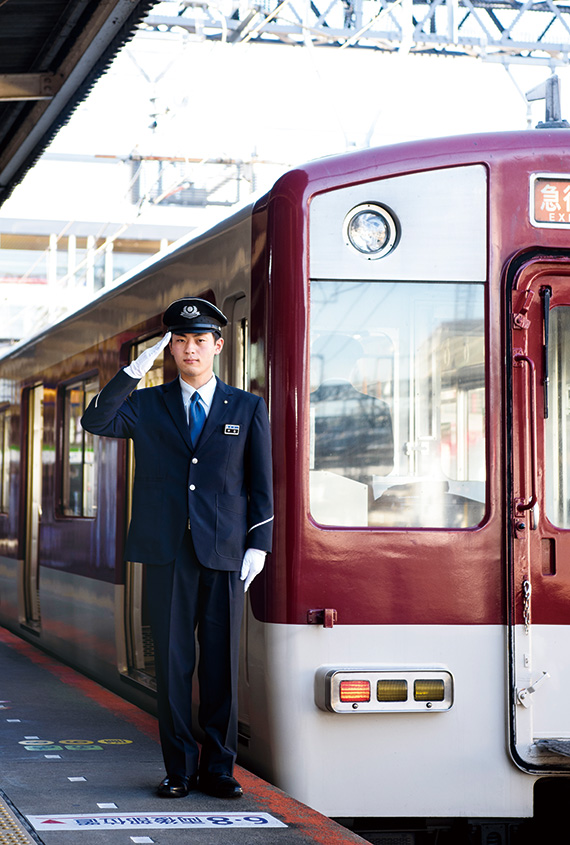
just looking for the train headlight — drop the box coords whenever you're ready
[344,203,399,259]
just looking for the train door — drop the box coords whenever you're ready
[20,384,43,631]
[221,295,252,744]
[122,337,167,688]
[509,256,570,771]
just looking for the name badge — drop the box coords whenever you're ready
[224,424,240,436]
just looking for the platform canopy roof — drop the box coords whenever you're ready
[0,0,157,209]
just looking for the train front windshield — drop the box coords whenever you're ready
[309,280,486,529]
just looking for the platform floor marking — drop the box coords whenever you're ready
[28,812,288,831]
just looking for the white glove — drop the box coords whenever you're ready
[240,548,266,592]
[124,332,171,379]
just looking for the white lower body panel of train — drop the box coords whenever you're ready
[239,616,541,820]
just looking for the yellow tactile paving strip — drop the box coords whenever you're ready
[0,796,38,845]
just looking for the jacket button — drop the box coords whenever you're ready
[192,457,198,464]
[189,484,196,491]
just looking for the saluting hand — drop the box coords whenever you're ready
[124,332,171,380]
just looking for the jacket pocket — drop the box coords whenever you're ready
[215,494,247,559]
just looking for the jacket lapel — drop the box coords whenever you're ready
[195,378,232,451]
[162,379,193,452]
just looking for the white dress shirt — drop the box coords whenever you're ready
[179,374,217,421]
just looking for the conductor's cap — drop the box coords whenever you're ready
[163,298,228,336]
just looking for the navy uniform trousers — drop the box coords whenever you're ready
[146,529,244,778]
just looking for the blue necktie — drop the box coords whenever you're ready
[189,391,206,448]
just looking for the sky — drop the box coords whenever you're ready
[2,25,570,222]
[53,36,570,158]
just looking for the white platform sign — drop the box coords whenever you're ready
[29,812,287,831]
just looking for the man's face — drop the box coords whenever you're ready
[169,331,224,386]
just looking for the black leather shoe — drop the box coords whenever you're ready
[157,774,198,798]
[199,773,243,799]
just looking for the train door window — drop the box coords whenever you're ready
[0,407,9,514]
[545,306,570,528]
[309,280,486,528]
[61,378,99,517]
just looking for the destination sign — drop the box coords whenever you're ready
[532,175,570,227]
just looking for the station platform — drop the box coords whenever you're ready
[0,627,368,845]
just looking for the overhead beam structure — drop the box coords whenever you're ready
[0,73,61,102]
[143,0,570,66]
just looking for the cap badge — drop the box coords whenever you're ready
[181,305,200,319]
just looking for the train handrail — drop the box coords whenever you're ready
[514,352,538,513]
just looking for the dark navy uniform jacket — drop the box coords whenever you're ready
[81,369,273,570]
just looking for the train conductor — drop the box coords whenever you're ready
[81,298,274,800]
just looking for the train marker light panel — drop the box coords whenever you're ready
[343,203,399,259]
[316,668,453,713]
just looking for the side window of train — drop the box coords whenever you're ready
[309,280,486,529]
[61,377,99,517]
[0,406,9,514]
